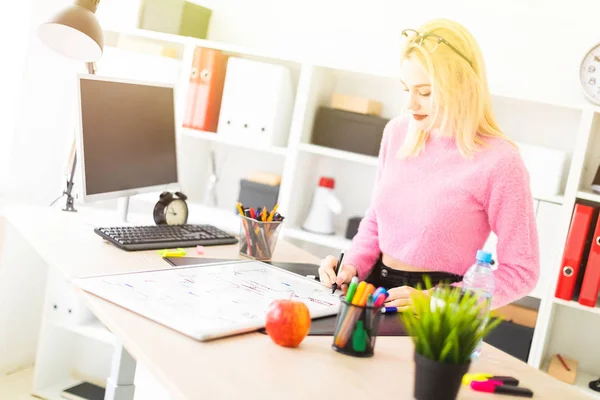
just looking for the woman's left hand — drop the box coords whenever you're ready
[385,286,432,311]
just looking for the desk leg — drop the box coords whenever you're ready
[104,340,136,400]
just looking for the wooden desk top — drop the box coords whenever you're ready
[4,205,589,399]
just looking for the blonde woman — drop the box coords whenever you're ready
[318,18,539,310]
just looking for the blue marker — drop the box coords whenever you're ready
[381,306,399,314]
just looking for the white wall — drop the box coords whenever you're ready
[0,1,33,198]
[204,0,598,108]
[7,0,599,205]
[6,0,84,206]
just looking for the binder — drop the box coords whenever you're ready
[217,57,294,147]
[579,215,600,307]
[182,47,228,132]
[555,204,595,301]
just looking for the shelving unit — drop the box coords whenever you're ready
[33,377,85,400]
[554,298,600,316]
[51,319,116,347]
[297,143,378,166]
[283,227,352,250]
[32,22,600,398]
[575,371,600,400]
[182,127,289,156]
[577,189,600,203]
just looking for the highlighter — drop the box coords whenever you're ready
[470,381,533,397]
[463,373,519,386]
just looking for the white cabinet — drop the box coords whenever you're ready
[531,201,563,299]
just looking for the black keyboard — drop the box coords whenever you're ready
[94,224,238,251]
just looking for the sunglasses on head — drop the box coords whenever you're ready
[401,29,472,67]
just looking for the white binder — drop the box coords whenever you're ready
[217,57,294,147]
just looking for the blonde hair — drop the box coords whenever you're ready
[398,18,515,159]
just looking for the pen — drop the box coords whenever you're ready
[557,354,571,371]
[381,306,400,314]
[331,250,345,294]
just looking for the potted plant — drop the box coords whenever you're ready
[400,278,502,400]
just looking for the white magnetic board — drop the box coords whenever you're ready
[74,260,341,341]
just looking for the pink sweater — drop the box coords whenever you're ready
[343,116,540,308]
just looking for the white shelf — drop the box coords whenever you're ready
[283,227,352,250]
[104,28,301,64]
[297,143,378,166]
[542,361,600,400]
[577,190,600,203]
[182,128,289,156]
[534,194,565,205]
[553,298,600,315]
[575,370,600,400]
[33,378,87,400]
[50,319,115,346]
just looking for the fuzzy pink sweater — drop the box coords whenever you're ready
[343,116,540,308]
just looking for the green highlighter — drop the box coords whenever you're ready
[352,321,368,353]
[345,277,359,302]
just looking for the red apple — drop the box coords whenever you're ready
[265,299,311,347]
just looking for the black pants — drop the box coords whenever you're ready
[365,255,463,290]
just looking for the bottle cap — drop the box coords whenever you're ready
[318,177,335,189]
[476,250,493,263]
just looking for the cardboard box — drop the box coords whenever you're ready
[310,107,389,157]
[330,94,383,116]
[493,304,538,329]
[138,0,212,40]
[548,354,578,384]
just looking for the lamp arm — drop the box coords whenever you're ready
[61,62,95,212]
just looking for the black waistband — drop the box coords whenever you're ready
[366,256,463,290]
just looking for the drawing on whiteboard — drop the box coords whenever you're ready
[75,260,341,341]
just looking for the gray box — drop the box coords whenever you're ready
[238,179,280,211]
[310,107,389,157]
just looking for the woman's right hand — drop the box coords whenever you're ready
[318,255,357,289]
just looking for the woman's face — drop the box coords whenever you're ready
[400,56,441,131]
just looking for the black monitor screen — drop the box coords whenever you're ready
[79,77,178,197]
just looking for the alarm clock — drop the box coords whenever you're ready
[153,191,189,225]
[580,43,600,105]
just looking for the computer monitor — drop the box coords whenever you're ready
[75,74,178,203]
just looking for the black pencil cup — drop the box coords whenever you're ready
[239,215,283,261]
[331,299,382,357]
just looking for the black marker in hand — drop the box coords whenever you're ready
[331,250,345,294]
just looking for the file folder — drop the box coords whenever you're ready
[555,204,595,301]
[579,215,600,307]
[182,47,228,132]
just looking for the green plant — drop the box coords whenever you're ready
[400,277,502,364]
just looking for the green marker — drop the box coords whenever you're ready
[345,276,359,303]
[352,321,367,353]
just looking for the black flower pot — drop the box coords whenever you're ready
[413,352,471,400]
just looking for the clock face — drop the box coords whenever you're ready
[580,44,600,104]
[165,199,188,225]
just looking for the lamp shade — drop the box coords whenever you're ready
[38,1,103,62]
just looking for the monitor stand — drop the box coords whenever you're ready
[117,196,130,223]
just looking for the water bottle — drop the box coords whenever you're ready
[462,249,495,359]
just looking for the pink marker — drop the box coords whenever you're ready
[373,293,387,308]
[470,381,533,397]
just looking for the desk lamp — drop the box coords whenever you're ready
[38,0,103,212]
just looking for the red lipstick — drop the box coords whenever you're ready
[412,114,427,121]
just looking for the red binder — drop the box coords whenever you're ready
[555,204,595,301]
[182,47,228,132]
[579,215,600,307]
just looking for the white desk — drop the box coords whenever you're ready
[4,205,590,400]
